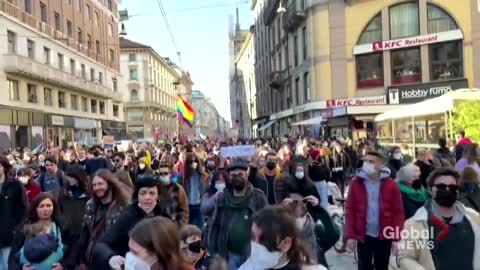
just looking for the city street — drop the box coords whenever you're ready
[326,250,357,270]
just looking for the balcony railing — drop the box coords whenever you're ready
[0,0,19,18]
[21,11,37,28]
[3,54,114,99]
[283,0,306,32]
[269,70,288,88]
[263,0,279,26]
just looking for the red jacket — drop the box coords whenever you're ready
[345,173,404,242]
[25,182,41,203]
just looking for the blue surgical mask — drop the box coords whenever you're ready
[295,172,304,179]
[159,176,170,185]
[215,182,226,192]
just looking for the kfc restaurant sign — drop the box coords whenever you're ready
[353,29,463,55]
[326,95,387,108]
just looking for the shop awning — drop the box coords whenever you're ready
[258,120,277,131]
[375,88,480,122]
[291,116,325,126]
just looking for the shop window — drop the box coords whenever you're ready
[356,53,384,88]
[358,14,382,44]
[430,41,463,81]
[376,121,393,143]
[130,89,139,102]
[427,4,458,33]
[390,2,419,39]
[27,84,37,103]
[391,47,421,85]
[414,114,446,144]
[58,91,66,108]
[393,118,413,143]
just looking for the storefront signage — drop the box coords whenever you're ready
[387,79,468,104]
[271,101,327,120]
[353,29,463,55]
[51,116,64,126]
[326,95,386,108]
[74,118,97,129]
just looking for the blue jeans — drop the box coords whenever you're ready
[189,204,204,229]
[0,247,10,270]
[228,252,244,270]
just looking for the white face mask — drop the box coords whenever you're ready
[159,176,170,185]
[362,162,377,175]
[215,182,226,192]
[295,215,307,230]
[191,162,198,170]
[125,252,151,270]
[19,176,29,185]
[295,172,304,179]
[139,163,146,170]
[393,153,402,160]
[250,241,282,269]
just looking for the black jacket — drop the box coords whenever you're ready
[284,176,321,202]
[92,203,169,268]
[8,221,77,270]
[401,192,427,219]
[0,178,27,248]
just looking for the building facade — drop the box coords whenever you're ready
[0,0,124,150]
[252,0,480,140]
[120,37,190,140]
[231,26,257,138]
[192,90,229,138]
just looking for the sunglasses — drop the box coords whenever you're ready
[114,159,122,163]
[158,172,169,176]
[433,184,459,192]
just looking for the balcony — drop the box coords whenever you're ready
[269,70,288,88]
[0,0,19,18]
[3,54,113,99]
[283,0,306,32]
[263,0,279,26]
[21,11,37,29]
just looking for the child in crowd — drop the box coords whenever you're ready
[19,223,64,270]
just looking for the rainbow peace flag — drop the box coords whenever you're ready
[176,96,194,128]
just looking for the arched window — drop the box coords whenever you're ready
[130,89,139,102]
[390,2,419,39]
[356,13,384,88]
[427,4,458,33]
[358,14,382,45]
[428,4,462,81]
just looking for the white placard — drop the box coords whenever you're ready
[220,145,256,158]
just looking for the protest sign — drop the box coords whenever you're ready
[220,145,256,158]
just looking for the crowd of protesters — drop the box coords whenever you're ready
[0,129,479,270]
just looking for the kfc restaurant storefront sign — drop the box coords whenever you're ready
[353,29,463,55]
[326,95,387,108]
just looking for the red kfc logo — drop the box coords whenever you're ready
[373,41,383,51]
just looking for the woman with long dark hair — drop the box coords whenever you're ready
[182,152,207,228]
[92,175,169,269]
[8,193,76,270]
[239,206,327,270]
[58,165,90,239]
[125,217,191,270]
